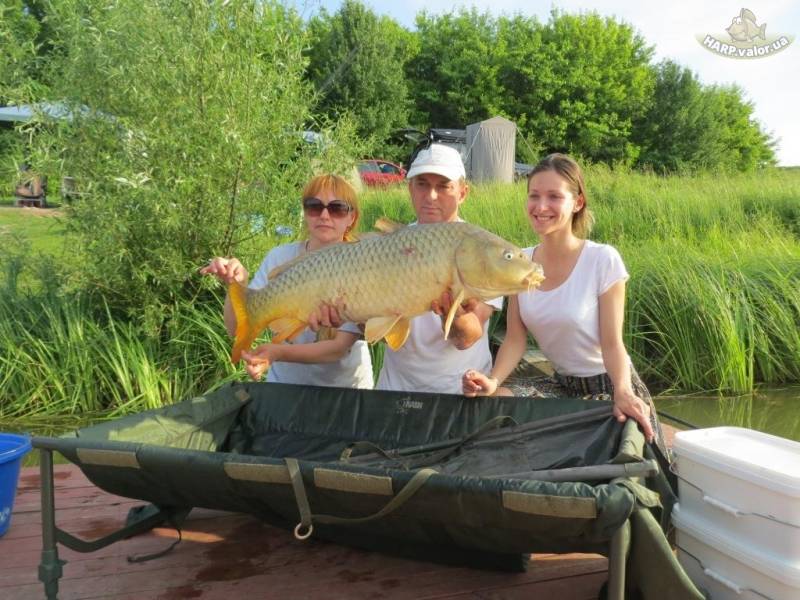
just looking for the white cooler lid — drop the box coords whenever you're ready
[674,427,800,497]
[673,503,800,586]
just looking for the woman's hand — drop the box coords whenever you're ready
[462,370,498,397]
[200,257,248,285]
[241,345,279,381]
[612,389,655,443]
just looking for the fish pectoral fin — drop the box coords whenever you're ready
[364,315,402,344]
[443,289,465,340]
[383,317,411,351]
[268,317,307,344]
[373,217,404,234]
[315,326,336,342]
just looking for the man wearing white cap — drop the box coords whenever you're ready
[310,143,502,394]
[374,143,503,394]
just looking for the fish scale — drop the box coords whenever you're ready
[227,222,544,362]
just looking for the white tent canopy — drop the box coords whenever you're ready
[0,102,87,123]
[465,116,517,183]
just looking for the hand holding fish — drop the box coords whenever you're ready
[462,369,498,397]
[240,346,276,381]
[611,389,655,443]
[200,257,248,285]
[431,291,485,350]
[307,303,344,332]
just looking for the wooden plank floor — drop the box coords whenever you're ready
[1,464,611,600]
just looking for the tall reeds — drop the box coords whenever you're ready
[0,288,237,419]
[2,167,799,419]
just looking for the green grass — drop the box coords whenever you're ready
[0,205,68,256]
[0,290,240,418]
[1,167,799,418]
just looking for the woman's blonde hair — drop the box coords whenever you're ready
[301,173,361,242]
[527,153,594,238]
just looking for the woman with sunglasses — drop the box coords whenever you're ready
[202,174,373,388]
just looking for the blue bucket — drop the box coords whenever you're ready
[0,433,32,537]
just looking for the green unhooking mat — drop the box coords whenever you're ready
[34,382,704,600]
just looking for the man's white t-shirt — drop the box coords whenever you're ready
[376,221,503,394]
[249,241,374,388]
[517,241,629,378]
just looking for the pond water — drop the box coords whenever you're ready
[655,384,800,442]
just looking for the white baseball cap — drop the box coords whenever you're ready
[407,144,466,181]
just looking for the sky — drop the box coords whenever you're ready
[291,0,800,166]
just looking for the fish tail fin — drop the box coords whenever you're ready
[229,282,258,364]
[759,23,766,39]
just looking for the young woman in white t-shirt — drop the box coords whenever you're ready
[462,154,656,443]
[201,174,373,388]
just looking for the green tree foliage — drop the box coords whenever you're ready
[0,1,46,104]
[409,10,654,165]
[634,61,775,172]
[305,0,415,157]
[531,12,654,164]
[409,9,503,128]
[22,0,360,327]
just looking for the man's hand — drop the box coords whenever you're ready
[307,302,344,332]
[431,291,486,350]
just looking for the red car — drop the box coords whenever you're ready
[357,159,406,187]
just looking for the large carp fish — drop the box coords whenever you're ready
[228,221,544,362]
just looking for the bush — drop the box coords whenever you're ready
[22,0,364,330]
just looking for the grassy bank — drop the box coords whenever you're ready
[1,167,799,418]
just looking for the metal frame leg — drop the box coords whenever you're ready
[37,449,65,600]
[607,519,631,600]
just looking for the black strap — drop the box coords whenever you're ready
[340,415,518,470]
[405,415,518,469]
[54,505,189,554]
[127,529,183,563]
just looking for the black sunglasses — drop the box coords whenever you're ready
[302,197,353,218]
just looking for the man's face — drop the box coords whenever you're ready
[408,173,467,224]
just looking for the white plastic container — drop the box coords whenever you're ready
[673,426,800,560]
[673,504,800,600]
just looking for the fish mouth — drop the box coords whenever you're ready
[523,269,546,292]
[460,267,545,298]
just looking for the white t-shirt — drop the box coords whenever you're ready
[248,241,374,389]
[517,241,629,378]
[376,221,503,394]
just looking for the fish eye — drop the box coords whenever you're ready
[503,251,514,260]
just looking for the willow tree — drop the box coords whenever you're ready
[22,0,360,325]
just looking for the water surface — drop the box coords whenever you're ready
[656,385,800,442]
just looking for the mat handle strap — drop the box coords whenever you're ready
[285,457,436,541]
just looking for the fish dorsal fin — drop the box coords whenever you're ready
[268,317,306,344]
[383,317,411,351]
[364,315,402,345]
[267,241,348,280]
[266,252,310,280]
[374,217,404,234]
[740,8,756,23]
[442,289,465,340]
